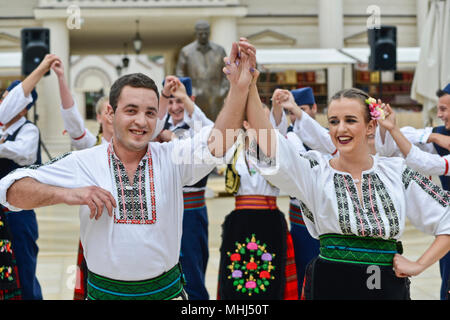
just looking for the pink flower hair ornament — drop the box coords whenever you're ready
[365,97,385,120]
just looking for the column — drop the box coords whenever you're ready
[36,18,71,160]
[318,0,344,98]
[210,16,237,56]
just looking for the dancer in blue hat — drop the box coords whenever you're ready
[0,54,59,299]
[157,75,214,300]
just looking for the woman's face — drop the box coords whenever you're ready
[327,97,375,155]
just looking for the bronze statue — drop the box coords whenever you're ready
[176,20,229,121]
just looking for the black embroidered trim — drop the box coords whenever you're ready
[299,154,319,168]
[334,174,352,234]
[370,173,399,238]
[299,200,314,224]
[402,167,449,208]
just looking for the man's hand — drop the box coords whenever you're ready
[428,133,450,152]
[222,42,253,89]
[162,75,178,98]
[63,186,117,220]
[38,54,61,74]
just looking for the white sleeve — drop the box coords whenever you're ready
[269,109,288,136]
[401,126,436,153]
[0,122,39,166]
[184,104,214,130]
[374,127,402,157]
[248,130,318,205]
[403,167,450,235]
[60,102,97,150]
[375,126,436,157]
[0,151,81,211]
[286,131,307,154]
[293,112,337,154]
[171,125,227,186]
[151,116,166,140]
[405,144,450,176]
[0,84,33,126]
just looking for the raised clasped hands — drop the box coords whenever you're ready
[222,38,257,89]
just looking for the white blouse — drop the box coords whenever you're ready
[0,125,224,281]
[250,131,450,240]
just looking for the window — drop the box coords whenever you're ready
[84,89,104,120]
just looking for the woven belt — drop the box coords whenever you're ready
[289,202,305,227]
[183,190,206,211]
[319,234,403,266]
[87,263,184,300]
[235,195,278,210]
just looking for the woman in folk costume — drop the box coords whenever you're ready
[157,76,214,300]
[52,60,167,300]
[217,67,298,299]
[243,68,450,300]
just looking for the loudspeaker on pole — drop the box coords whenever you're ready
[21,28,50,76]
[368,25,397,71]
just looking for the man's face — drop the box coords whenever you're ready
[111,86,159,152]
[195,27,210,45]
[437,94,450,130]
[168,97,185,125]
[300,104,317,119]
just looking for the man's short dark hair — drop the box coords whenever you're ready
[437,89,449,98]
[109,73,159,112]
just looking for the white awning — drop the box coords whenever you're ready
[0,52,21,68]
[339,47,421,66]
[256,48,356,70]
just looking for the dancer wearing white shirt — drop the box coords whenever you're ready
[0,41,255,300]
[243,72,450,299]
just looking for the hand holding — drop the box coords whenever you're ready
[51,60,65,78]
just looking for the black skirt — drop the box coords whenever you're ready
[218,208,288,300]
[302,256,411,300]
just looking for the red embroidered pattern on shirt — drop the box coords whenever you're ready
[108,144,157,225]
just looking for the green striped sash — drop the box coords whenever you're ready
[319,234,403,266]
[87,263,184,300]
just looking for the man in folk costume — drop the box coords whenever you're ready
[0,41,254,300]
[0,54,60,299]
[157,75,214,300]
[377,83,450,300]
[52,59,168,300]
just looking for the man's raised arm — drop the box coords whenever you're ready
[207,42,253,157]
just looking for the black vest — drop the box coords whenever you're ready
[163,115,209,189]
[0,120,41,180]
[431,125,450,191]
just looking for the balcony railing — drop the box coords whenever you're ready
[38,0,240,8]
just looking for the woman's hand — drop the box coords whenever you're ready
[377,101,396,131]
[393,254,426,278]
